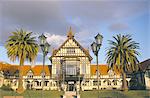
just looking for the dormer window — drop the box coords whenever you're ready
[27,70,33,78]
[108,69,115,77]
[41,71,46,78]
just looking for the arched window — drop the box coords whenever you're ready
[113,80,117,85]
[93,80,98,86]
[44,81,49,86]
[107,80,111,85]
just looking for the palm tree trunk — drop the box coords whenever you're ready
[17,57,24,94]
[122,71,128,91]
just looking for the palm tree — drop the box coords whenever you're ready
[106,34,140,91]
[5,29,39,93]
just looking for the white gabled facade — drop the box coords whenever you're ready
[50,28,92,91]
[51,35,92,78]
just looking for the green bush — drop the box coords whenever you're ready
[0,84,12,91]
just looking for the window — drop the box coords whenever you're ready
[44,81,49,86]
[66,65,76,75]
[67,48,75,54]
[65,61,78,75]
[113,80,117,85]
[39,82,42,86]
[107,80,111,85]
[85,81,89,86]
[82,63,86,74]
[99,81,101,86]
[145,70,150,78]
[93,81,98,86]
[108,70,114,77]
[41,72,46,78]
[14,81,17,86]
[36,81,40,86]
[50,82,52,86]
[56,67,60,76]
[27,70,33,78]
[28,75,33,78]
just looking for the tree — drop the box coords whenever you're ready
[5,29,39,93]
[106,34,140,91]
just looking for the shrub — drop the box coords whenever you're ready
[0,84,12,91]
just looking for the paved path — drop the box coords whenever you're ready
[64,91,76,98]
[3,96,23,98]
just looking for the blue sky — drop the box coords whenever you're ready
[0,0,149,65]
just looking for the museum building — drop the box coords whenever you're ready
[0,29,131,91]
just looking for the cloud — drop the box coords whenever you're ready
[45,33,66,49]
[0,0,149,64]
[0,0,148,45]
[108,23,129,32]
[63,0,148,25]
[34,53,51,65]
[0,0,68,44]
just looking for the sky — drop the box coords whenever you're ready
[0,0,149,65]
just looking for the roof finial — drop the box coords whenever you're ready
[69,26,72,32]
[67,26,74,38]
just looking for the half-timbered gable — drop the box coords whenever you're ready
[50,28,92,86]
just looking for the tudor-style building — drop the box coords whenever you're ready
[50,28,92,91]
[0,28,131,91]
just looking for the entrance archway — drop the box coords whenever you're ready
[67,81,75,91]
[68,84,74,91]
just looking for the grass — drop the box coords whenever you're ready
[0,89,149,98]
[80,90,150,98]
[0,89,63,98]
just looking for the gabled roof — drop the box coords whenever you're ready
[31,65,51,76]
[0,62,52,76]
[50,28,93,61]
[20,66,31,76]
[139,59,150,71]
[90,64,121,75]
[0,62,19,74]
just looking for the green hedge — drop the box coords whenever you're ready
[0,84,12,91]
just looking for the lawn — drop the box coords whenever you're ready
[0,89,149,98]
[80,90,150,98]
[0,89,63,98]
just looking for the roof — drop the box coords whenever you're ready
[139,59,150,71]
[31,65,51,76]
[91,64,121,75]
[20,66,31,76]
[0,62,19,74]
[0,62,52,76]
[50,28,93,61]
[1,62,121,76]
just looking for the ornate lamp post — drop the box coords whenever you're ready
[77,66,80,95]
[91,33,103,98]
[60,59,65,91]
[38,34,50,97]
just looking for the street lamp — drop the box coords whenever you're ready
[60,59,65,92]
[38,33,50,97]
[76,58,80,95]
[91,33,103,98]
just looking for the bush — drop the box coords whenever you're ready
[129,78,146,90]
[0,84,12,91]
